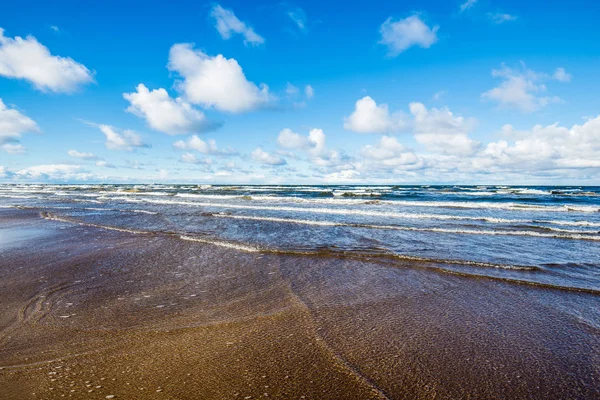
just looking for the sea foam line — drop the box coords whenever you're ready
[41,212,150,235]
[110,197,600,228]
[179,235,260,252]
[171,192,600,213]
[211,214,600,241]
[38,211,546,271]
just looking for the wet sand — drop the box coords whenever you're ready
[1,208,599,399]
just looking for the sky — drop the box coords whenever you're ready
[1,0,600,184]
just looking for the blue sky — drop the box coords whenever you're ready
[1,0,600,184]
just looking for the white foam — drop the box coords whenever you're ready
[167,192,600,213]
[131,209,159,215]
[108,198,600,229]
[211,214,600,241]
[42,213,150,235]
[179,235,260,252]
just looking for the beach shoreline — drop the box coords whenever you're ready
[1,208,599,399]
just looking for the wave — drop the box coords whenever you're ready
[105,197,600,229]
[210,214,600,241]
[38,211,600,294]
[3,186,600,212]
[168,192,600,213]
[179,235,260,252]
[40,212,151,235]
[38,211,534,269]
[130,209,159,215]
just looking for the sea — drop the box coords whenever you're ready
[1,184,599,295]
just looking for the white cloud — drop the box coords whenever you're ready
[287,7,308,32]
[172,135,235,156]
[98,124,147,151]
[344,96,407,133]
[277,128,327,156]
[67,149,98,160]
[0,28,93,93]
[432,90,446,101]
[15,164,92,181]
[276,127,348,169]
[210,4,264,46]
[285,83,299,96]
[123,84,218,135]
[323,169,360,183]
[180,152,213,165]
[2,143,25,154]
[474,116,600,171]
[460,0,477,12]
[251,148,287,166]
[277,128,308,150]
[0,98,38,148]
[168,43,273,113]
[50,25,60,32]
[553,67,572,82]
[379,15,439,56]
[361,136,421,169]
[482,63,565,112]
[305,85,314,99]
[488,13,517,24]
[410,102,479,156]
[95,160,116,168]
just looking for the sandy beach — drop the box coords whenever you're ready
[1,208,599,399]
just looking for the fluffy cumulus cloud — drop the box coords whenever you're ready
[98,124,148,151]
[168,43,272,113]
[210,4,264,46]
[251,148,287,166]
[277,128,326,156]
[344,96,407,133]
[379,15,439,56]
[410,102,479,156]
[360,136,421,170]
[67,149,98,160]
[0,28,93,93]
[482,63,569,112]
[123,84,219,135]
[0,98,39,151]
[276,127,347,168]
[173,135,235,156]
[474,116,600,171]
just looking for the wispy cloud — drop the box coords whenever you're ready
[210,4,264,46]
[460,0,477,12]
[482,62,570,112]
[287,7,308,32]
[488,13,518,24]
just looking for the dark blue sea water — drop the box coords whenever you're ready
[1,184,599,295]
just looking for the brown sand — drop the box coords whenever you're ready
[1,209,599,399]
